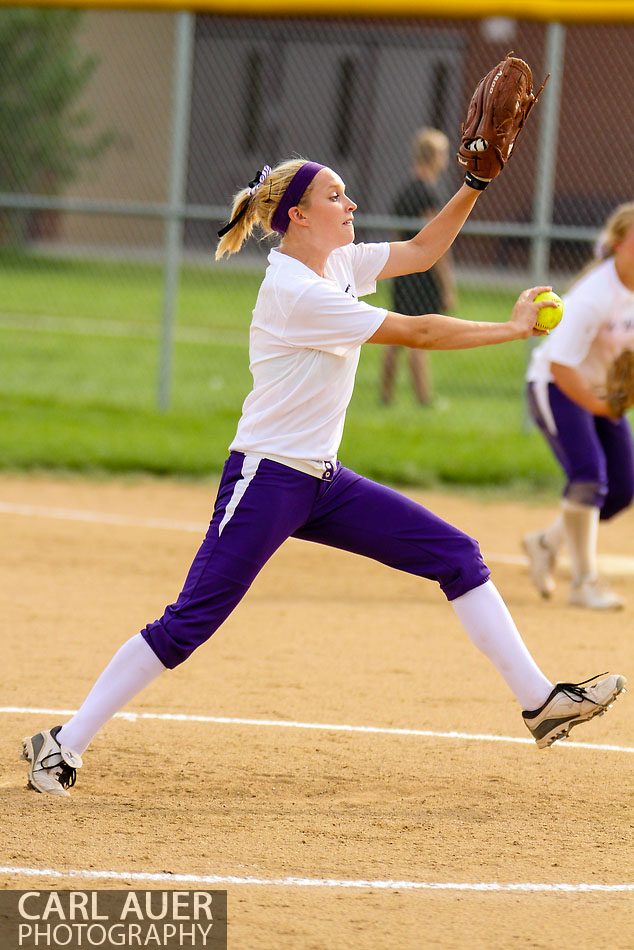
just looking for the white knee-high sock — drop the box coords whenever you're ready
[57,634,166,755]
[451,580,553,710]
[562,499,599,583]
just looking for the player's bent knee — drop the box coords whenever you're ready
[601,488,634,521]
[438,534,490,601]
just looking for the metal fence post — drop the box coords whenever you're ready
[158,10,195,411]
[524,20,566,429]
[530,21,566,284]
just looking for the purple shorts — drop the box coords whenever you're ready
[527,381,634,520]
[142,453,490,668]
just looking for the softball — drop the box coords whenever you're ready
[534,291,564,331]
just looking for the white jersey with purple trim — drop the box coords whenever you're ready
[229,241,389,470]
[527,258,634,397]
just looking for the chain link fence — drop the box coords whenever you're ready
[1,9,632,470]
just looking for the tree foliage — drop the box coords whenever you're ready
[0,9,114,240]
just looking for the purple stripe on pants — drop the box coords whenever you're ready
[142,453,490,668]
[527,381,634,519]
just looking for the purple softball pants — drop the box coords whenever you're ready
[527,381,634,519]
[141,453,490,668]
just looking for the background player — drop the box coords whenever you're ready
[380,127,456,406]
[21,158,626,796]
[523,202,634,609]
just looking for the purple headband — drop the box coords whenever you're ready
[270,162,326,235]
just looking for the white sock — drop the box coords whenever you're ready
[57,634,166,755]
[451,580,553,710]
[562,499,599,583]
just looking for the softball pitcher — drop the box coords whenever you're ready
[523,202,634,609]
[22,160,626,796]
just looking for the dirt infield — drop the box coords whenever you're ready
[1,471,633,949]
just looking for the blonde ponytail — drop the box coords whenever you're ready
[215,158,312,260]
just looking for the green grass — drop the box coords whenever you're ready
[0,248,563,491]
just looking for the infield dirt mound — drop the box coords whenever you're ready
[1,472,633,949]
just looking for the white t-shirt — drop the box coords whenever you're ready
[527,258,634,396]
[229,241,389,473]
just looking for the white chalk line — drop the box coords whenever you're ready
[0,865,633,893]
[0,866,632,893]
[0,500,207,533]
[2,706,632,755]
[2,499,634,575]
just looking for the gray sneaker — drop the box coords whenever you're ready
[522,673,627,749]
[21,726,82,797]
[568,577,625,611]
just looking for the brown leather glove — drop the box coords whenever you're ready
[457,54,549,190]
[606,349,634,417]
